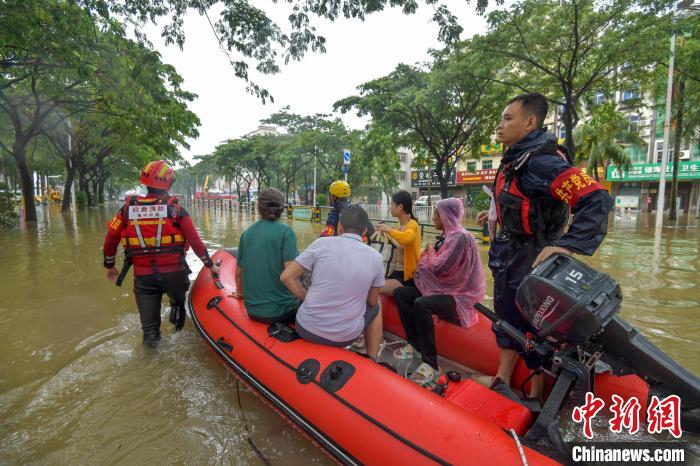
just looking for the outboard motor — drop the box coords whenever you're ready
[516,254,700,433]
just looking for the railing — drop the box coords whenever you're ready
[179,198,487,242]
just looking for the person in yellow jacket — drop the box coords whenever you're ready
[375,190,421,295]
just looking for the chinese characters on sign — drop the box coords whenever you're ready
[572,392,682,439]
[456,169,498,184]
[480,143,503,154]
[411,169,456,188]
[128,204,167,220]
[607,161,700,181]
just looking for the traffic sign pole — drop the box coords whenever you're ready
[342,150,351,183]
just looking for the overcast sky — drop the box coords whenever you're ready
[143,0,507,162]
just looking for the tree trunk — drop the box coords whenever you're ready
[563,103,576,159]
[79,174,92,207]
[97,179,105,204]
[62,163,76,212]
[669,79,684,221]
[91,179,98,205]
[593,161,600,182]
[12,142,37,222]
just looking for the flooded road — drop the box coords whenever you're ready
[1,202,698,464]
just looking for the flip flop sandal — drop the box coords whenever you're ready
[392,344,416,360]
[409,363,439,386]
[351,335,365,348]
[489,376,521,403]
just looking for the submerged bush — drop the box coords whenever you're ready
[0,190,18,227]
[75,191,88,209]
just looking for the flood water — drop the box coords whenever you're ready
[1,202,698,464]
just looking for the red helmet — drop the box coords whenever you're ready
[139,160,175,189]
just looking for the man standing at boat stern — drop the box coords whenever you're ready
[102,160,219,347]
[477,93,613,399]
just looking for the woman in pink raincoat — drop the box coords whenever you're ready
[393,197,485,385]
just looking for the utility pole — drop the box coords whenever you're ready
[68,120,76,212]
[313,145,317,206]
[427,164,432,207]
[656,1,679,229]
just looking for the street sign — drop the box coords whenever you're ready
[342,165,350,174]
[411,169,456,187]
[343,150,351,165]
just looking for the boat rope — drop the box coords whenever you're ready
[510,428,529,466]
[377,339,404,360]
[204,297,451,466]
[236,379,273,466]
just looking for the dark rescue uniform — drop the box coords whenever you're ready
[103,194,213,337]
[320,197,374,243]
[489,130,613,368]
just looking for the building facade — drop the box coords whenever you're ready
[604,95,700,216]
[396,147,419,199]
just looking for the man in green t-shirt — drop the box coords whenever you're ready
[233,188,300,323]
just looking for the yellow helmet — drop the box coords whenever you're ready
[329,180,351,198]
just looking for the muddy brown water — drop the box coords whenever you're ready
[1,203,698,464]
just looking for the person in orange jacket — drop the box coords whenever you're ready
[375,190,421,295]
[103,160,219,347]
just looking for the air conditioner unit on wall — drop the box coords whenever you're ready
[639,119,651,127]
[680,150,691,160]
[640,128,652,137]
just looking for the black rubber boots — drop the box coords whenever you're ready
[143,323,161,348]
[169,300,187,332]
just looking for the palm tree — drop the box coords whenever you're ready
[573,102,645,181]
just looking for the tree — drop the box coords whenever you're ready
[0,0,104,220]
[263,109,360,203]
[359,124,400,203]
[210,138,257,201]
[75,0,495,101]
[667,14,700,220]
[41,30,199,210]
[478,0,673,158]
[335,44,504,198]
[573,102,642,181]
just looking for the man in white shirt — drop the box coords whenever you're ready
[281,204,384,359]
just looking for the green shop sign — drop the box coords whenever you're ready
[607,161,700,181]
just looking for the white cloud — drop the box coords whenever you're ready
[144,0,500,162]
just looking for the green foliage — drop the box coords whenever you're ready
[316,194,328,206]
[473,191,490,212]
[650,14,700,150]
[194,108,399,206]
[69,0,497,101]
[1,0,199,219]
[335,43,505,198]
[478,0,674,157]
[359,124,400,202]
[75,191,88,209]
[0,189,18,228]
[573,103,643,180]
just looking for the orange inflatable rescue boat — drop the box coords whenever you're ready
[188,249,700,465]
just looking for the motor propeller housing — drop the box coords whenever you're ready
[516,253,622,346]
[513,253,700,433]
